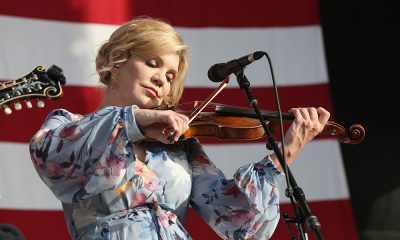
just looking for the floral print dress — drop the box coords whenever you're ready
[29,106,284,240]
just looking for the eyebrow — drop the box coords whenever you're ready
[157,56,179,74]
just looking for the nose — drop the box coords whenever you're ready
[151,73,166,87]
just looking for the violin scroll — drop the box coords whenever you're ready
[323,122,365,145]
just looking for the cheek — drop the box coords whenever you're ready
[160,83,172,97]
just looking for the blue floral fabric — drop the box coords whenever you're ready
[29,106,284,240]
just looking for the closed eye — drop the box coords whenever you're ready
[146,57,177,83]
[166,73,175,83]
[146,59,157,68]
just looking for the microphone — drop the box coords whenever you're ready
[207,51,264,82]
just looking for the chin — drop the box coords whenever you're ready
[137,100,162,109]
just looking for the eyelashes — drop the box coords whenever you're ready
[145,59,175,83]
[145,59,157,68]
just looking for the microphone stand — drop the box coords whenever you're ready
[234,69,324,240]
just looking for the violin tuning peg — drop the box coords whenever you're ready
[37,100,45,108]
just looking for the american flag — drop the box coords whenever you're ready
[0,0,358,239]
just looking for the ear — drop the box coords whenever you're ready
[110,65,119,76]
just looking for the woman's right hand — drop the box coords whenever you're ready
[134,108,190,144]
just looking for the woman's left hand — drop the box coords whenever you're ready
[270,107,330,171]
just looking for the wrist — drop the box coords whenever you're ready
[126,105,145,142]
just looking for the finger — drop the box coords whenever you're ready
[317,107,330,125]
[172,111,189,128]
[153,113,177,143]
[307,107,318,122]
[163,112,189,142]
[308,107,325,134]
[296,107,313,130]
[299,108,311,121]
[163,111,180,132]
[173,116,184,142]
[173,112,189,140]
[306,107,319,129]
[176,112,190,122]
[288,108,302,120]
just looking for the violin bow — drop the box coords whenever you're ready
[187,78,229,123]
[166,77,229,141]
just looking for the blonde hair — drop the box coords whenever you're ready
[96,16,189,105]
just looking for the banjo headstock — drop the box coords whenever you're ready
[0,65,66,114]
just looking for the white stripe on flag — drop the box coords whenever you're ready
[0,142,62,210]
[0,15,327,87]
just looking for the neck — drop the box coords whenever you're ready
[98,88,124,109]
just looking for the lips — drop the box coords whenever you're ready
[143,86,159,98]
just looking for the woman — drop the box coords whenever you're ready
[29,17,330,240]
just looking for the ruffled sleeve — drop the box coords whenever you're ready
[29,106,144,203]
[187,138,285,239]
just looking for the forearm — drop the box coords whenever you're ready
[269,145,299,173]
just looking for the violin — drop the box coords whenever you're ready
[172,101,365,145]
[157,78,365,145]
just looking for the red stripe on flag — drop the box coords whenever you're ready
[183,84,334,112]
[0,0,320,27]
[0,84,334,143]
[273,200,359,240]
[0,200,358,240]
[0,209,68,240]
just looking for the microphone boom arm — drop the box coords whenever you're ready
[234,68,324,240]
